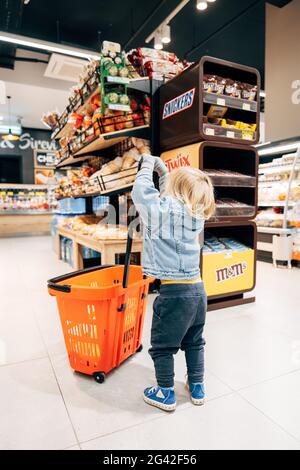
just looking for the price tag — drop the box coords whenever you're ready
[7,192,14,196]
[217,98,226,106]
[108,104,131,112]
[107,76,130,84]
[18,192,25,196]
[205,127,215,136]
[242,103,251,111]
[226,131,235,139]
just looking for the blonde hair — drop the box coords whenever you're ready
[164,167,215,220]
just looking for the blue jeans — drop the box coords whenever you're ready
[149,283,207,388]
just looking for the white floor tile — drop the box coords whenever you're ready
[240,370,300,442]
[0,358,77,450]
[205,314,300,390]
[80,393,300,450]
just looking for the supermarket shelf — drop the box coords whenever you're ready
[207,174,256,188]
[203,91,257,112]
[56,183,133,200]
[259,165,300,175]
[73,125,150,156]
[258,201,296,207]
[0,210,54,216]
[52,85,101,141]
[203,124,256,142]
[257,226,293,235]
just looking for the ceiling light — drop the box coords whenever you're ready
[197,1,208,10]
[154,34,163,50]
[161,24,171,44]
[1,96,20,142]
[207,0,216,2]
[0,31,99,60]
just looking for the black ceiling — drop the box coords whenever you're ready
[0,0,293,85]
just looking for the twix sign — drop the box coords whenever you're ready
[161,143,201,173]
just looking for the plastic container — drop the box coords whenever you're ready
[48,231,153,383]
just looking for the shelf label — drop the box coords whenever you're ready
[217,98,226,106]
[242,103,251,111]
[7,192,14,196]
[226,131,235,139]
[205,127,215,136]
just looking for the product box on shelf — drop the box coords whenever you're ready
[202,222,257,299]
[159,56,260,151]
[161,141,258,221]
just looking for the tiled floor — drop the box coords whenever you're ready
[0,236,300,450]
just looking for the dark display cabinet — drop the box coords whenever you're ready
[159,56,260,151]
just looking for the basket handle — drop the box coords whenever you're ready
[122,223,134,289]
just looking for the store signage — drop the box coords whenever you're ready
[164,153,191,172]
[216,261,247,283]
[34,150,56,168]
[0,132,56,151]
[162,88,195,120]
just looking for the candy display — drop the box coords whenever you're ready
[204,169,256,187]
[215,198,255,217]
[203,233,249,253]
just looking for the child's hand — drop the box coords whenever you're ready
[153,157,168,176]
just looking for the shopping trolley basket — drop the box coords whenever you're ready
[48,230,152,383]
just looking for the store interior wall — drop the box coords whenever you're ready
[0,128,52,183]
[265,0,300,141]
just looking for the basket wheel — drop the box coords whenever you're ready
[93,372,105,384]
[136,344,143,353]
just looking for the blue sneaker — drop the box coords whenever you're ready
[186,382,205,406]
[143,386,176,412]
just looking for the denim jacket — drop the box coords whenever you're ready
[132,155,204,280]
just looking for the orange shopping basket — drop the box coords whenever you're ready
[48,230,152,383]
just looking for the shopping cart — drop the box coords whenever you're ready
[48,229,152,383]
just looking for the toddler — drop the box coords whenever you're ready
[132,155,215,411]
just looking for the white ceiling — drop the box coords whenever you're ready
[0,49,73,130]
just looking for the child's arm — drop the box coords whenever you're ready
[132,155,168,226]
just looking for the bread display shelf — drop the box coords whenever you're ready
[203,91,257,113]
[56,124,150,168]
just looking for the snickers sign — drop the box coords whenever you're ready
[162,88,195,120]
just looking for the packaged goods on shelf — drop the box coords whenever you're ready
[204,169,256,187]
[126,47,191,80]
[159,57,260,150]
[292,230,300,261]
[255,208,284,228]
[203,233,250,254]
[41,110,60,130]
[54,138,148,198]
[215,198,255,218]
[203,74,257,101]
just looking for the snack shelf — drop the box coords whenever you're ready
[205,171,256,187]
[203,124,256,142]
[203,91,257,113]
